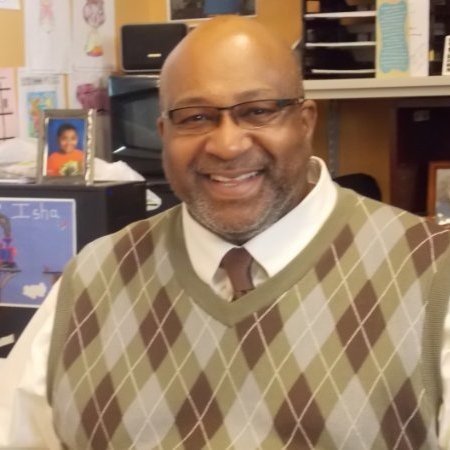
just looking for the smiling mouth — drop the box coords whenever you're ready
[208,171,260,183]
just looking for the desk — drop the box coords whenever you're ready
[0,181,146,358]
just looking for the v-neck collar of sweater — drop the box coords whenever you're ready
[168,187,358,327]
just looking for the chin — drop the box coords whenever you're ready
[189,199,288,244]
[204,219,265,245]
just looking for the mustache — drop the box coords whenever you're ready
[193,153,271,172]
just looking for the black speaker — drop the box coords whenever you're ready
[121,23,188,73]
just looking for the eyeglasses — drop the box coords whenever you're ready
[161,98,304,135]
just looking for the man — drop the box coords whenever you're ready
[1,16,450,449]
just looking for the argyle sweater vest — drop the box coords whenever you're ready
[47,187,450,450]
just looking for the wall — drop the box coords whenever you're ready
[0,8,23,67]
[314,100,392,202]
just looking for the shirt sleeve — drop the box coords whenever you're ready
[439,294,450,449]
[0,280,61,449]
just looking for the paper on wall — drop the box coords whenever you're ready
[376,0,409,78]
[17,70,65,140]
[24,0,71,73]
[72,0,116,70]
[0,68,18,142]
[0,334,15,349]
[0,0,20,10]
[408,0,430,77]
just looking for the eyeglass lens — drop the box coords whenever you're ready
[168,99,300,134]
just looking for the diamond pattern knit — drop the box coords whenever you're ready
[48,188,450,449]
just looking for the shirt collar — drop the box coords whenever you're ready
[182,156,337,285]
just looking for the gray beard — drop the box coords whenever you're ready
[186,184,300,245]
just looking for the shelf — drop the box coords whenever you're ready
[311,69,375,75]
[306,41,376,48]
[304,11,376,19]
[304,75,450,99]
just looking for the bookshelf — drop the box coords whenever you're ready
[302,1,377,80]
[304,75,450,99]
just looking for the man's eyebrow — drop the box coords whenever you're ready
[170,89,279,109]
[170,97,212,108]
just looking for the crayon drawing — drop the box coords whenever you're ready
[73,0,115,69]
[27,91,57,138]
[39,0,55,33]
[83,0,105,57]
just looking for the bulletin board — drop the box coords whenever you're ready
[0,197,76,357]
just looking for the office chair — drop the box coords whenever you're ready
[333,173,382,201]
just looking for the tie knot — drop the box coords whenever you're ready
[220,247,255,300]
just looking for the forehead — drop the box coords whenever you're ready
[162,35,298,108]
[59,129,77,136]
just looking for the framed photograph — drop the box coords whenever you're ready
[37,109,96,184]
[427,161,450,225]
[168,0,256,22]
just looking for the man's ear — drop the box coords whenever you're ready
[299,99,317,141]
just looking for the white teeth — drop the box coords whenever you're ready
[210,172,258,182]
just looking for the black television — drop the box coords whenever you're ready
[108,74,164,180]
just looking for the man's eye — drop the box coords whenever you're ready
[178,112,215,125]
[241,106,276,117]
[181,114,207,123]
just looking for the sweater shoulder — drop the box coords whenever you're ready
[75,204,182,262]
[337,186,450,254]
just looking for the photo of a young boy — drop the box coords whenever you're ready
[46,120,86,177]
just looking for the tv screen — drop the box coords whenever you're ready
[109,75,164,179]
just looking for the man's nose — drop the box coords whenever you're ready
[203,112,253,159]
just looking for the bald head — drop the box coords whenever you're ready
[159,16,302,111]
[157,16,317,243]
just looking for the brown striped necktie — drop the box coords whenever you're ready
[220,247,255,300]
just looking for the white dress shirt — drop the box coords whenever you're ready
[0,156,450,449]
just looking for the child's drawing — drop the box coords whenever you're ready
[83,0,105,57]
[26,91,57,138]
[39,0,54,33]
